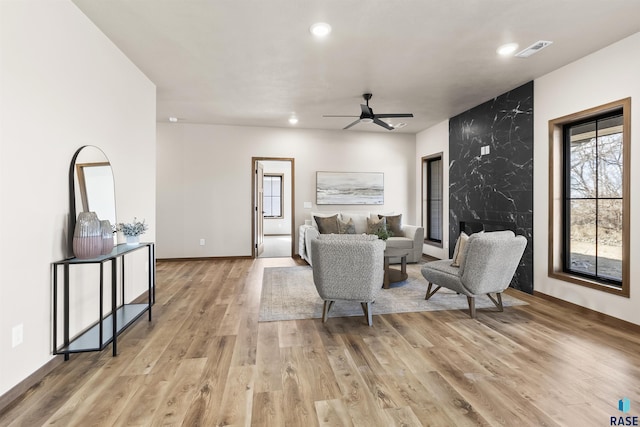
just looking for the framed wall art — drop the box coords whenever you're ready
[316,171,384,205]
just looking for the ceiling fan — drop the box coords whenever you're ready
[323,93,414,130]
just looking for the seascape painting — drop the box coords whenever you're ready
[316,172,384,205]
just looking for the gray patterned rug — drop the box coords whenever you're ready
[259,264,527,322]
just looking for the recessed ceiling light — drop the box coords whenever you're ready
[288,116,299,125]
[310,22,331,37]
[497,43,519,56]
[169,117,178,123]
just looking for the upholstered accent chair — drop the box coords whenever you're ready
[421,230,527,318]
[310,234,385,326]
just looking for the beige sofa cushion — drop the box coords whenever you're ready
[385,236,413,249]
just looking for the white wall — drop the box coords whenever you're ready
[534,32,640,324]
[156,123,416,258]
[416,120,449,259]
[261,160,292,236]
[0,1,156,397]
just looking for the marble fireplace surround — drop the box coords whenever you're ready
[448,81,534,294]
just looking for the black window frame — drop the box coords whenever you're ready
[548,97,630,298]
[562,110,623,287]
[422,153,443,247]
[263,174,284,219]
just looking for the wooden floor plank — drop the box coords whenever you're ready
[149,357,208,426]
[252,390,285,427]
[2,257,640,427]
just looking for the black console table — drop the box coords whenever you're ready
[52,242,155,360]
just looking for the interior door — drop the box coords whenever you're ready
[256,161,265,257]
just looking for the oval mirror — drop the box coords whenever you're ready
[68,146,117,255]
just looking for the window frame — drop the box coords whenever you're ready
[421,153,444,247]
[548,98,631,297]
[263,173,284,219]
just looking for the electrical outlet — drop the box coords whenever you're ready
[199,239,205,246]
[12,324,23,348]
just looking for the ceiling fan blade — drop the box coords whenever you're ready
[373,113,414,118]
[323,115,360,118]
[343,119,361,130]
[373,118,394,130]
[360,104,373,117]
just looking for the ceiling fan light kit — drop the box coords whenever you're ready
[323,93,414,131]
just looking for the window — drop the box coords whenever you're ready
[263,174,283,218]
[422,154,443,246]
[549,98,630,296]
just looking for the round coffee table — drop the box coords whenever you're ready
[383,248,409,289]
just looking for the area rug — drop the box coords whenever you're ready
[259,264,527,322]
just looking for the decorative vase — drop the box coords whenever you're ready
[126,235,140,245]
[100,220,115,255]
[73,212,102,259]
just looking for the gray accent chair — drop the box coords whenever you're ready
[310,234,385,326]
[421,230,527,318]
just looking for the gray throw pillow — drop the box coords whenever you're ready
[315,214,339,234]
[338,217,356,234]
[378,214,403,237]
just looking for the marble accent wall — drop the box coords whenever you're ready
[449,81,534,293]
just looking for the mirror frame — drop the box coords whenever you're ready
[68,146,117,257]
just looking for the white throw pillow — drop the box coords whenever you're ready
[450,232,469,267]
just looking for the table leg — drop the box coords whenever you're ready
[383,257,390,289]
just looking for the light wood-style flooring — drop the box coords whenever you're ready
[2,257,640,426]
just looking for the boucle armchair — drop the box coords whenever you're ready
[421,230,526,318]
[310,235,385,326]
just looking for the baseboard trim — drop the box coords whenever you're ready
[533,290,640,333]
[0,355,64,414]
[157,255,253,262]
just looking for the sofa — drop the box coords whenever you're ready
[299,211,424,266]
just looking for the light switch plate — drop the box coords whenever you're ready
[12,324,23,348]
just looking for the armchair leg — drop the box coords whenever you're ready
[467,296,476,318]
[487,292,504,312]
[361,302,373,326]
[425,283,442,300]
[322,300,335,323]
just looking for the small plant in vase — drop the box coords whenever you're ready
[374,227,393,241]
[117,217,148,245]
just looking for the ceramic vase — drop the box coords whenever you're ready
[100,220,115,255]
[73,212,102,259]
[126,235,140,245]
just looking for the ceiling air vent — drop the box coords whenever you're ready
[515,40,553,58]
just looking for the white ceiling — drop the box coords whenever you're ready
[72,0,640,134]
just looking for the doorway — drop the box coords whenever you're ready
[252,157,295,258]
